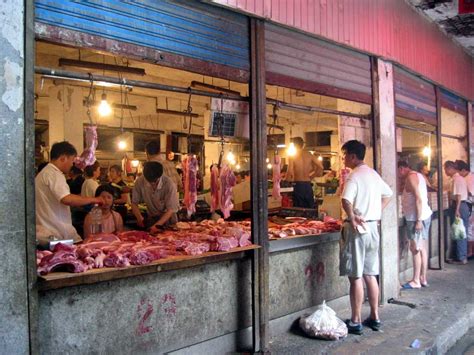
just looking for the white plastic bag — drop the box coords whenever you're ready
[299,300,348,340]
[451,217,466,241]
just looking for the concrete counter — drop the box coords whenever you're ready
[38,233,346,354]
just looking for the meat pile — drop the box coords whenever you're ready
[74,125,98,169]
[37,219,252,276]
[268,217,341,239]
[272,155,281,199]
[210,164,220,212]
[219,164,236,219]
[183,155,199,217]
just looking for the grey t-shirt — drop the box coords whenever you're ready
[132,174,180,223]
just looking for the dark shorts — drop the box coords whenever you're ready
[293,182,314,209]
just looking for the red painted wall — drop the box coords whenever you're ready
[209,0,474,100]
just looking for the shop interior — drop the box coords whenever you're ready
[35,41,373,278]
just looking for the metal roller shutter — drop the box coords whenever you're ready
[264,23,372,104]
[35,0,249,81]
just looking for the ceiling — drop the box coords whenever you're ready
[407,0,474,57]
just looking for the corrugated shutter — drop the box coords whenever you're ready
[394,66,437,125]
[264,23,372,104]
[439,88,467,116]
[35,0,249,79]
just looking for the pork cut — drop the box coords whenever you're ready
[183,155,199,217]
[74,125,98,169]
[37,243,86,275]
[210,164,220,212]
[219,164,236,219]
[272,155,282,199]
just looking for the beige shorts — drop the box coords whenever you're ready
[339,221,380,278]
[405,217,431,248]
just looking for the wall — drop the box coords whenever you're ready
[39,260,253,354]
[0,0,31,353]
[209,0,474,101]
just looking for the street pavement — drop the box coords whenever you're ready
[270,260,474,354]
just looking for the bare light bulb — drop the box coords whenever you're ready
[422,146,431,157]
[318,155,323,161]
[226,151,235,164]
[287,142,297,157]
[267,163,273,169]
[131,159,139,168]
[118,140,127,150]
[98,93,112,116]
[235,164,241,170]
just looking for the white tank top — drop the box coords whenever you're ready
[402,172,432,221]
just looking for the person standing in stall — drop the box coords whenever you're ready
[444,160,469,265]
[455,160,474,257]
[398,161,432,289]
[145,140,183,192]
[81,160,101,198]
[131,161,180,234]
[339,140,392,334]
[285,137,324,208]
[35,141,103,243]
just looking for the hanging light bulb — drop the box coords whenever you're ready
[118,140,127,150]
[318,155,323,161]
[235,163,241,170]
[422,146,431,157]
[131,159,140,168]
[226,151,235,165]
[98,93,112,116]
[287,142,297,157]
[266,158,270,163]
[267,163,273,170]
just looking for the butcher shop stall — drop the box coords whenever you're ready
[32,2,375,353]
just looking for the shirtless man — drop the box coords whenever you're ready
[286,137,324,208]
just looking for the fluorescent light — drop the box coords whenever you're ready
[59,58,146,76]
[276,144,286,148]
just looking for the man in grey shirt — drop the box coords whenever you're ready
[132,162,180,234]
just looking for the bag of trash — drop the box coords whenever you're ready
[451,217,466,241]
[299,300,348,340]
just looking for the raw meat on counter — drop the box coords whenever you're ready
[268,218,341,239]
[219,164,236,219]
[272,155,281,199]
[183,155,199,217]
[37,220,253,276]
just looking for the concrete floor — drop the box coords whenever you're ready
[269,260,474,354]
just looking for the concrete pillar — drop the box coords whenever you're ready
[0,0,33,353]
[48,85,84,151]
[371,58,399,302]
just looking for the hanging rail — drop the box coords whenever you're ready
[36,66,372,120]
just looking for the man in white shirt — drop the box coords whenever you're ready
[456,160,474,257]
[35,142,103,243]
[340,140,393,335]
[444,160,469,264]
[398,161,432,289]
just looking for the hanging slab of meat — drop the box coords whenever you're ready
[219,164,236,219]
[272,155,282,199]
[74,125,98,169]
[210,164,220,212]
[183,155,199,217]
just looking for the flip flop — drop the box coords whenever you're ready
[421,283,429,288]
[401,282,420,290]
